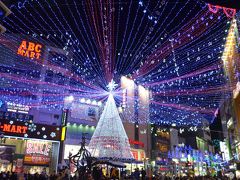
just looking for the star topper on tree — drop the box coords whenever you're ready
[107,79,118,92]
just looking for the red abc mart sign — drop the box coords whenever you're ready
[17,40,43,60]
[0,119,61,141]
[0,123,27,134]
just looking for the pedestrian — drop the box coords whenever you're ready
[141,168,146,179]
[111,167,119,179]
[92,166,99,180]
[134,168,140,180]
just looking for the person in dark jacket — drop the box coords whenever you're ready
[134,168,140,180]
[141,168,146,179]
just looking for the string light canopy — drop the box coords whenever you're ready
[0,0,234,126]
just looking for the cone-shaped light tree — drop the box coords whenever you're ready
[88,80,134,161]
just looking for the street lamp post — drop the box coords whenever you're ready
[58,95,74,167]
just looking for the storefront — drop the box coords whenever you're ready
[168,145,223,177]
[62,123,95,160]
[125,140,146,174]
[63,122,147,175]
[61,122,95,174]
[0,119,61,174]
[63,144,84,174]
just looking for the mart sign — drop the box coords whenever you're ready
[17,40,43,60]
[0,123,27,134]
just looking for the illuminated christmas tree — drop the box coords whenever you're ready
[88,81,133,161]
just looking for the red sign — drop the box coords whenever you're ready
[131,150,139,160]
[0,119,61,141]
[24,155,50,165]
[159,167,169,171]
[129,139,144,147]
[131,149,146,161]
[208,4,236,18]
[17,40,43,60]
[0,124,27,134]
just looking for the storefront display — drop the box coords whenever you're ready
[0,145,15,172]
[0,118,61,174]
[23,139,56,174]
[0,138,60,174]
[131,148,146,161]
[64,144,82,159]
[24,140,51,165]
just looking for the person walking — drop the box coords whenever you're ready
[134,168,140,180]
[141,168,146,180]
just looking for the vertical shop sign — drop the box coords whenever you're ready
[131,149,139,160]
[61,109,69,141]
[61,109,69,126]
[220,141,230,161]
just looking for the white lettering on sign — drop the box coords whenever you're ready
[26,141,51,156]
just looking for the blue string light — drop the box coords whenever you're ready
[0,0,232,126]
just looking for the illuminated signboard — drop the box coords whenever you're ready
[64,144,90,159]
[0,119,61,141]
[26,141,51,156]
[0,123,27,134]
[61,109,69,141]
[129,139,144,148]
[0,111,33,122]
[7,102,30,114]
[157,143,169,153]
[220,141,230,161]
[71,103,99,122]
[61,109,69,126]
[17,40,43,60]
[61,126,66,141]
[131,148,145,161]
[24,140,51,165]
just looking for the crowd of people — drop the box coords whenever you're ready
[0,171,17,180]
[0,168,145,180]
[0,168,238,179]
[0,171,67,180]
[91,167,146,180]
